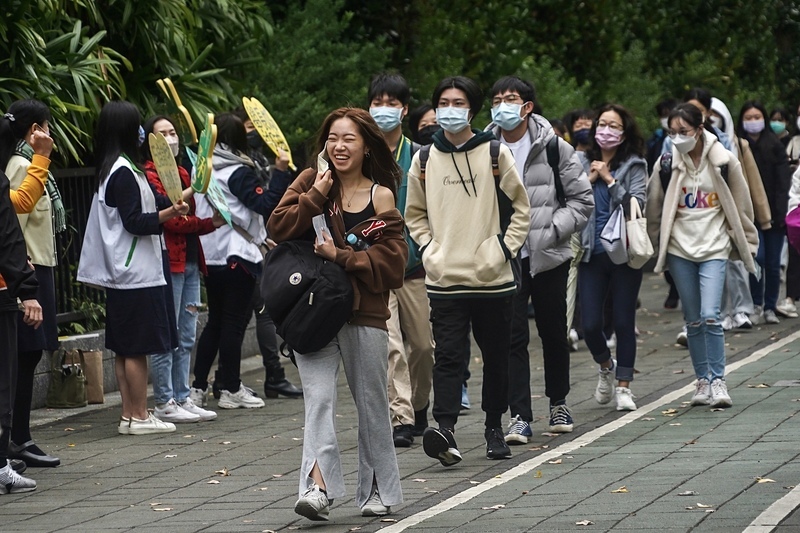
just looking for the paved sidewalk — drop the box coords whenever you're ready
[2,273,800,532]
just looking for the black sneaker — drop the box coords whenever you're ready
[422,427,462,466]
[485,427,512,460]
[393,424,414,447]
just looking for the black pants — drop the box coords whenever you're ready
[193,264,255,392]
[0,311,18,460]
[787,241,800,300]
[430,296,512,430]
[11,349,43,444]
[510,259,570,421]
[251,285,284,380]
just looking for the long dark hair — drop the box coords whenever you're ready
[316,107,401,201]
[584,103,644,170]
[95,101,142,186]
[214,113,249,156]
[141,114,175,162]
[668,103,705,131]
[737,100,777,141]
[0,99,51,170]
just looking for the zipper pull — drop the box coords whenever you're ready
[309,292,314,306]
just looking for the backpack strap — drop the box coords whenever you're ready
[419,144,431,181]
[720,164,729,183]
[546,136,565,208]
[659,152,673,192]
[490,139,501,183]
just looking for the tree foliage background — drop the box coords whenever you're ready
[2,0,799,166]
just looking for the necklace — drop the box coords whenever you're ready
[341,184,360,207]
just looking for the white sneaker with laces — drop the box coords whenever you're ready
[0,461,36,494]
[720,315,734,331]
[128,414,176,435]
[605,333,616,350]
[154,399,201,423]
[776,297,799,318]
[294,484,330,521]
[733,312,753,329]
[691,378,711,405]
[750,305,764,326]
[218,383,265,409]
[710,379,732,408]
[189,386,208,407]
[615,387,637,411]
[118,416,130,435]
[595,360,616,404]
[764,309,781,324]
[179,398,217,421]
[361,486,390,516]
[676,327,688,347]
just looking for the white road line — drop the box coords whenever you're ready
[743,482,800,532]
[382,329,800,533]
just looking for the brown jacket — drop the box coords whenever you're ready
[267,168,408,330]
[736,137,772,230]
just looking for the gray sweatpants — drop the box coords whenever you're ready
[722,260,754,316]
[295,324,403,508]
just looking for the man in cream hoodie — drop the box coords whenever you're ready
[405,76,530,466]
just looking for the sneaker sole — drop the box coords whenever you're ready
[690,397,711,406]
[154,415,201,423]
[504,434,530,445]
[217,400,264,409]
[487,449,512,460]
[0,485,36,494]
[361,506,390,517]
[594,393,613,404]
[616,404,637,411]
[548,425,573,433]
[128,427,177,435]
[709,398,732,408]
[294,501,329,521]
[423,431,462,467]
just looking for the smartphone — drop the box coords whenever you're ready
[317,142,329,173]
[312,214,327,245]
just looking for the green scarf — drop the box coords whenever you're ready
[15,140,66,233]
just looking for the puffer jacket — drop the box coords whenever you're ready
[488,115,593,276]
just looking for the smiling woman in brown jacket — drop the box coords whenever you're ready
[268,107,407,522]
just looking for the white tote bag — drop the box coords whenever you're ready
[626,197,654,269]
[600,203,628,265]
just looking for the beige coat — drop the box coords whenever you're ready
[736,137,772,230]
[647,131,758,273]
[6,154,56,267]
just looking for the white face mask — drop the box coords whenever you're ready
[673,133,698,154]
[710,116,723,130]
[435,106,471,134]
[166,136,180,157]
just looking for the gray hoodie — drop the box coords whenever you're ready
[488,115,594,276]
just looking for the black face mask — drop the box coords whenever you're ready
[415,124,441,146]
[572,128,591,146]
[247,130,265,151]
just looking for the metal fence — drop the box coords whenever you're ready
[52,167,105,324]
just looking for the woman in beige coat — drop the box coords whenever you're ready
[648,103,758,409]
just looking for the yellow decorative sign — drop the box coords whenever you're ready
[242,96,295,171]
[193,113,217,194]
[157,78,198,145]
[148,133,184,205]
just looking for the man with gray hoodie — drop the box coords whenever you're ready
[487,77,593,443]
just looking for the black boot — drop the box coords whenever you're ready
[264,376,303,398]
[412,403,429,437]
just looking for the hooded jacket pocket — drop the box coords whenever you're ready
[474,235,507,283]
[421,239,444,284]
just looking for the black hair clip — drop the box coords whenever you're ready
[3,113,14,122]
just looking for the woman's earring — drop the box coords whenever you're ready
[365,151,371,158]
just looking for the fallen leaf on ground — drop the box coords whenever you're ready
[756,477,776,483]
[469,481,480,484]
[426,490,439,493]
[164,454,177,458]
[412,478,426,483]
[677,490,698,496]
[705,509,715,513]
[207,480,220,484]
[481,504,505,510]
[685,439,698,444]
[349,528,361,532]
[243,520,254,523]
[534,471,542,478]
[686,506,694,510]
[264,530,277,533]
[669,423,682,426]
[641,417,655,421]
[215,468,230,476]
[662,409,679,415]
[220,441,232,445]
[153,507,173,511]
[696,503,712,508]
[256,487,268,491]
[548,459,562,464]
[292,437,302,441]
[64,427,75,431]
[542,445,549,449]
[576,520,594,526]
[149,502,162,506]
[710,408,725,412]
[272,474,283,478]
[785,486,796,489]
[380,518,398,522]
[748,383,770,388]
[529,446,543,451]
[68,444,75,447]
[673,369,685,374]
[522,490,529,494]
[611,486,629,493]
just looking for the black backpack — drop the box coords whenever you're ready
[659,152,728,192]
[261,240,354,354]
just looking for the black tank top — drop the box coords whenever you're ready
[342,183,377,231]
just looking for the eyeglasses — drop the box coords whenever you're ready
[667,127,697,138]
[597,121,624,132]
[492,94,523,107]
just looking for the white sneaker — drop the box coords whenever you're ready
[776,298,799,318]
[733,312,753,329]
[764,309,781,324]
[605,333,616,350]
[750,305,764,326]
[189,386,208,407]
[218,383,265,409]
[720,316,734,331]
[154,399,201,423]
[361,485,390,516]
[118,416,130,435]
[676,327,688,347]
[691,378,711,405]
[615,387,637,411]
[568,329,580,352]
[294,484,330,521]
[179,398,217,421]
[710,379,732,408]
[0,461,36,494]
[128,413,176,435]
[595,360,616,404]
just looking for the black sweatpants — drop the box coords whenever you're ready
[0,311,18,461]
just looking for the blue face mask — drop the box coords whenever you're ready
[370,106,403,132]
[491,102,524,131]
[138,125,146,147]
[435,106,471,134]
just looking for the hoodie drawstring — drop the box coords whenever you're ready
[450,151,479,197]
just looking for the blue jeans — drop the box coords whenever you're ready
[750,227,784,311]
[151,261,201,404]
[667,254,727,381]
